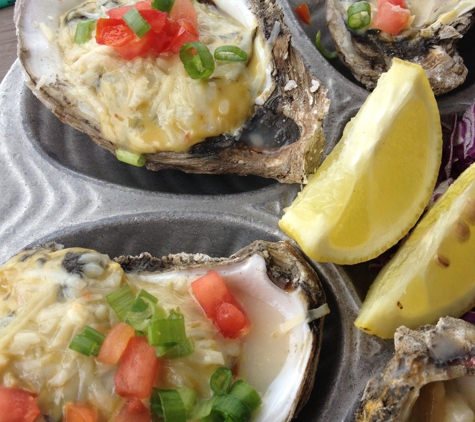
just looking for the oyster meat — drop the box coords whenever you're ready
[0,240,327,421]
[326,0,475,95]
[15,0,329,183]
[353,317,475,421]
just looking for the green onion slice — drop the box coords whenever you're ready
[315,31,338,60]
[123,7,151,38]
[347,1,371,30]
[179,42,215,79]
[210,367,233,396]
[212,394,252,422]
[74,20,95,44]
[148,310,187,345]
[188,397,216,420]
[68,326,105,356]
[176,386,198,413]
[155,337,194,359]
[151,388,187,422]
[152,0,175,13]
[106,285,136,321]
[214,45,247,62]
[116,149,146,167]
[229,380,261,412]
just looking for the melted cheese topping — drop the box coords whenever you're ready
[56,0,272,154]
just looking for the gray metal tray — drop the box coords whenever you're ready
[1,0,475,419]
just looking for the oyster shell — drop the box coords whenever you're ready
[353,317,475,421]
[15,0,329,183]
[326,0,475,95]
[0,239,326,421]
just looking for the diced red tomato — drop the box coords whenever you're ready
[166,26,199,53]
[191,271,250,338]
[169,0,198,34]
[96,0,199,60]
[372,0,411,35]
[95,18,136,47]
[113,31,155,59]
[114,336,161,399]
[0,386,40,422]
[63,403,98,422]
[97,322,136,365]
[295,2,311,25]
[106,0,152,18]
[114,399,151,422]
[215,302,249,338]
[140,9,168,33]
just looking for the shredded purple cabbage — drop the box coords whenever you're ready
[430,100,475,204]
[462,310,475,324]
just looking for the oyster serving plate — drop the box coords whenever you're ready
[2,0,475,420]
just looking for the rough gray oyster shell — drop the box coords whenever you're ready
[15,0,329,183]
[353,317,475,421]
[326,0,475,95]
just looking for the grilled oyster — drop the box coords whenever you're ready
[326,0,475,95]
[0,240,326,421]
[353,317,475,421]
[15,0,329,183]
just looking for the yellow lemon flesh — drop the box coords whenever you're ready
[279,58,442,265]
[356,163,475,338]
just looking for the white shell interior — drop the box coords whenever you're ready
[136,253,314,422]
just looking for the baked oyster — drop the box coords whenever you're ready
[0,240,327,421]
[15,0,329,183]
[326,0,475,95]
[353,317,475,421]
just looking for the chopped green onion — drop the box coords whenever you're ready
[229,380,261,412]
[137,288,159,305]
[347,1,371,30]
[176,386,198,413]
[116,149,146,167]
[214,46,247,62]
[106,285,136,321]
[210,367,233,396]
[68,326,105,356]
[148,310,187,345]
[315,31,338,60]
[156,337,194,359]
[179,42,215,79]
[123,7,151,38]
[150,388,187,422]
[212,394,252,422]
[74,20,95,44]
[188,397,217,420]
[152,0,175,13]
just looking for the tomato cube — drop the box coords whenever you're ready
[0,386,40,422]
[97,322,135,365]
[64,403,98,422]
[191,271,250,338]
[114,336,160,399]
[114,399,151,422]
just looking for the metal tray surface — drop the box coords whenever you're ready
[1,0,475,420]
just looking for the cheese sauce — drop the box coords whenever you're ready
[56,0,271,154]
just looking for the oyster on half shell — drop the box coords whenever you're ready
[0,240,326,421]
[353,317,475,422]
[326,0,475,95]
[15,0,329,183]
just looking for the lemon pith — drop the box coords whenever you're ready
[279,58,442,265]
[355,163,475,338]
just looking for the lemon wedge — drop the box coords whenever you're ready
[356,163,475,338]
[279,58,442,264]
